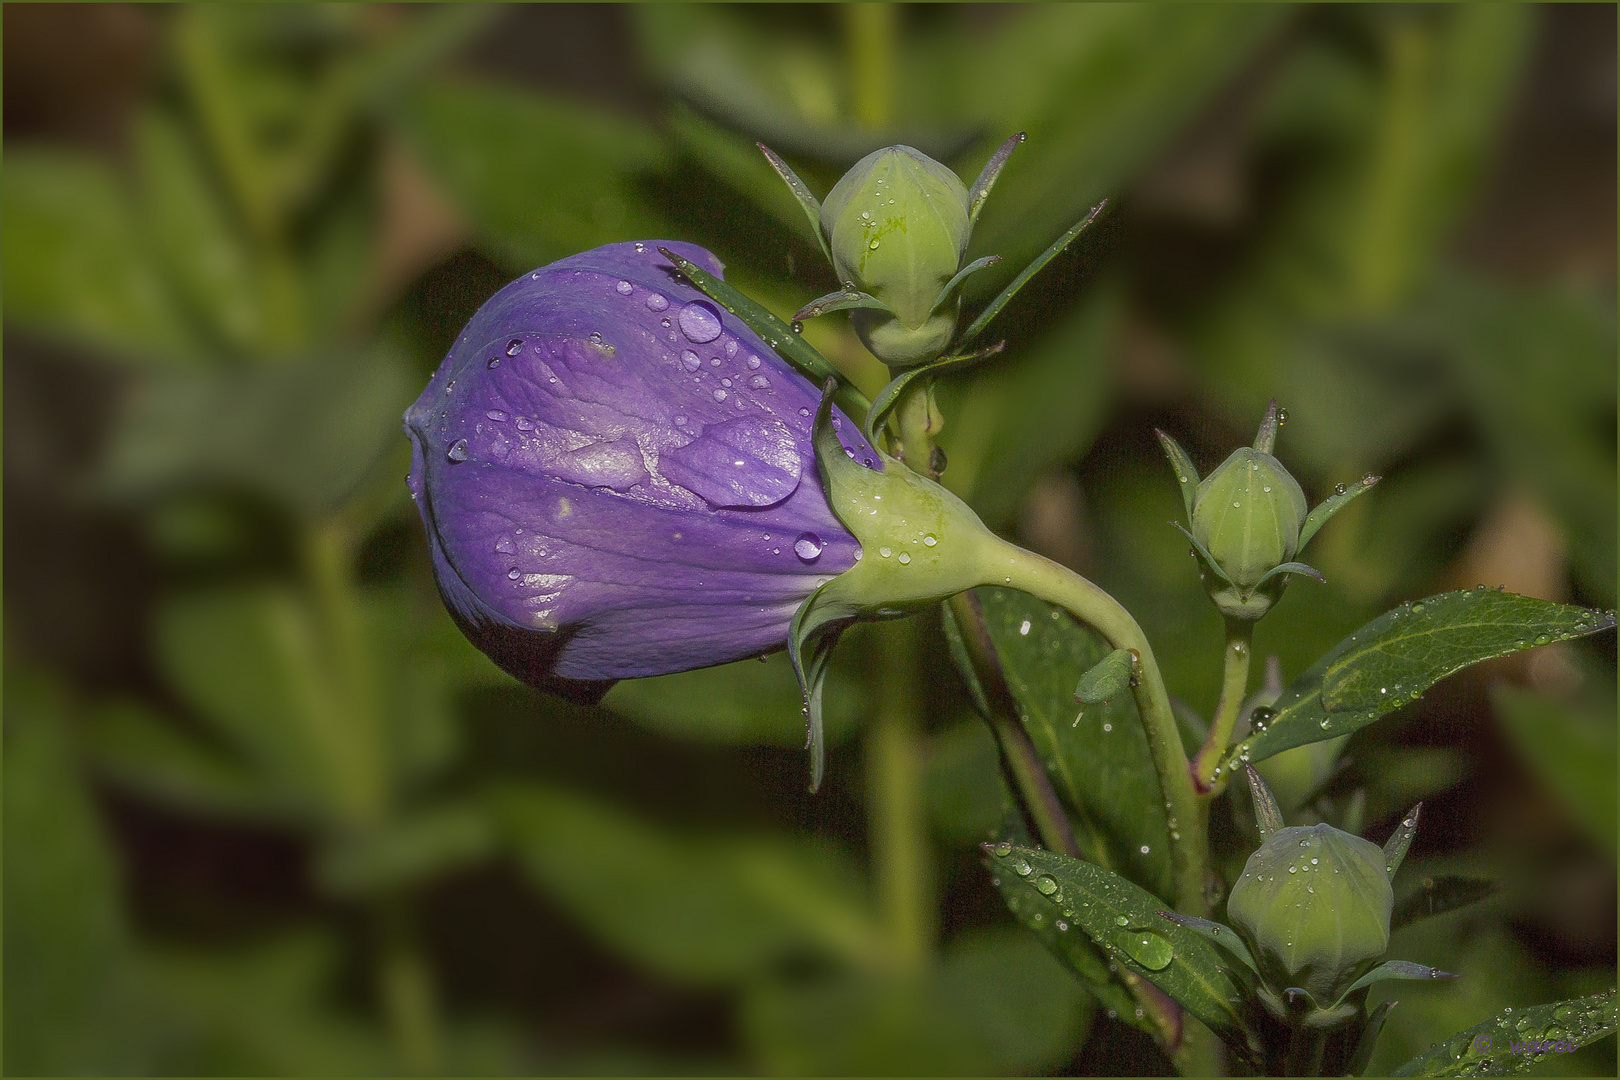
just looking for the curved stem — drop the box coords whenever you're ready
[987,540,1208,919]
[1192,618,1253,791]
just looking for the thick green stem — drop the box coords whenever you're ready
[1192,618,1253,791]
[867,618,935,971]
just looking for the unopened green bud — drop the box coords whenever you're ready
[820,146,969,365]
[1159,401,1377,621]
[1227,822,1392,1022]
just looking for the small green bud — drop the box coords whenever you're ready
[1227,822,1392,1022]
[820,146,970,365]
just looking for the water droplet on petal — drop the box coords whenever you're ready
[746,354,762,369]
[679,349,702,372]
[879,546,892,558]
[507,568,522,580]
[713,388,728,402]
[923,534,937,547]
[506,338,523,356]
[678,300,723,343]
[897,552,911,564]
[793,533,823,562]
[750,375,771,389]
[615,280,634,295]
[446,439,469,463]
[486,356,501,369]
[645,292,669,312]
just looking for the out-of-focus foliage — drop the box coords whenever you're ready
[4,4,1613,1075]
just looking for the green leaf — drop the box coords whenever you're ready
[606,651,861,749]
[1492,684,1617,855]
[1073,649,1135,705]
[958,200,1104,347]
[1340,960,1458,1002]
[984,843,1259,1061]
[1299,473,1381,550]
[739,929,1092,1076]
[1383,803,1423,879]
[966,587,1172,898]
[3,150,197,367]
[924,718,1017,847]
[397,82,671,270]
[1155,429,1201,523]
[794,287,891,322]
[1391,991,1618,1076]
[492,782,882,986]
[1156,913,1260,978]
[966,132,1026,228]
[756,143,832,262]
[1391,876,1501,933]
[1224,590,1616,769]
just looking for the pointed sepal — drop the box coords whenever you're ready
[794,288,891,322]
[1299,473,1380,549]
[1245,764,1285,840]
[862,342,1005,446]
[1252,560,1326,590]
[1155,429,1201,522]
[1382,802,1422,880]
[758,143,832,264]
[930,255,1003,315]
[1171,520,1238,589]
[1253,398,1281,454]
[1336,960,1458,1006]
[967,132,1025,226]
[958,199,1106,346]
[788,581,849,793]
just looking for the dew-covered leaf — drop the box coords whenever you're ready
[984,844,1258,1060]
[1391,990,1618,1076]
[1224,590,1615,769]
[963,587,1172,897]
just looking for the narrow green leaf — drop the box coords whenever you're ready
[1349,999,1398,1077]
[757,143,832,263]
[966,587,1173,897]
[967,132,1027,227]
[958,199,1106,347]
[1252,560,1327,589]
[1251,399,1281,454]
[1391,990,1618,1076]
[657,247,872,420]
[1245,765,1285,841]
[1155,429,1201,522]
[1156,912,1260,977]
[1223,590,1616,770]
[1171,521,1237,588]
[1073,649,1135,705]
[984,844,1259,1062]
[794,288,890,322]
[863,342,1004,446]
[1300,474,1381,550]
[1340,960,1458,1003]
[930,255,1004,315]
[1382,803,1423,880]
[1390,876,1500,933]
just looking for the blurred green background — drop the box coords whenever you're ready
[4,4,1614,1075]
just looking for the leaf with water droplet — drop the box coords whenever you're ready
[1382,802,1421,880]
[982,842,1260,1064]
[1222,590,1615,771]
[1390,990,1617,1076]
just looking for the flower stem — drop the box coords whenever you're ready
[989,541,1209,919]
[1192,617,1253,791]
[867,617,934,971]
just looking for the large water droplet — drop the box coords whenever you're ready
[923,534,937,547]
[713,389,728,402]
[615,280,634,295]
[679,349,702,372]
[1034,874,1059,895]
[897,552,911,564]
[992,841,1012,857]
[505,338,523,356]
[1118,929,1174,971]
[446,439,469,463]
[747,355,762,370]
[645,292,668,312]
[678,300,723,343]
[750,375,771,389]
[794,533,824,562]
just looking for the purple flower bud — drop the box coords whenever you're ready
[404,241,874,701]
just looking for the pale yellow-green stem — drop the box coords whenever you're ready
[1192,618,1253,791]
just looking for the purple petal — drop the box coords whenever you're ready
[405,241,875,688]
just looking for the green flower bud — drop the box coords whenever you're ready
[1159,402,1379,621]
[1227,822,1392,1022]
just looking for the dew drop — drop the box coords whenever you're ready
[446,439,469,463]
[1034,874,1059,895]
[869,238,881,250]
[486,410,509,422]
[1118,929,1174,971]
[1277,408,1289,424]
[615,280,634,295]
[794,533,823,562]
[897,552,911,564]
[678,300,723,343]
[507,568,521,580]
[486,356,501,369]
[923,534,937,546]
[1019,619,1032,636]
[645,292,669,312]
[879,546,892,558]
[992,841,1012,857]
[1335,483,1348,495]
[679,349,702,372]
[713,389,728,402]
[505,338,523,356]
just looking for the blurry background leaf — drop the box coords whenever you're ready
[1492,685,1617,855]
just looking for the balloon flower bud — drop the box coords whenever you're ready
[1227,822,1393,1022]
[1162,769,1455,1029]
[760,136,1025,367]
[1157,401,1379,621]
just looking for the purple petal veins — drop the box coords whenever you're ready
[404,241,875,696]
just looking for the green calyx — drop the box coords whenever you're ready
[1158,400,1379,621]
[788,379,1016,790]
